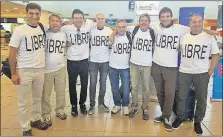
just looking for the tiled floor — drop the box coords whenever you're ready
[1,48,222,136]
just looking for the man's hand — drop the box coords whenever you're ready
[208,69,214,78]
[11,73,20,85]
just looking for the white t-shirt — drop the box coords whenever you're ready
[179,31,219,74]
[45,30,66,73]
[151,23,190,67]
[61,19,96,61]
[127,26,153,66]
[90,26,113,63]
[109,34,131,69]
[9,24,45,69]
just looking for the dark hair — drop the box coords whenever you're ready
[139,13,151,22]
[159,7,173,18]
[72,9,84,18]
[26,3,41,12]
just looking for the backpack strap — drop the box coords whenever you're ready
[38,23,46,38]
[148,27,155,54]
[132,25,140,41]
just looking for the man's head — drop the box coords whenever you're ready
[49,14,62,32]
[189,14,203,34]
[159,7,173,27]
[116,19,127,36]
[139,13,150,32]
[96,13,105,29]
[72,9,84,28]
[26,3,41,26]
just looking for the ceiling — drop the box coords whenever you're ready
[1,0,26,17]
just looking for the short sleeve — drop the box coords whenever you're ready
[85,19,96,30]
[179,24,191,36]
[9,27,22,48]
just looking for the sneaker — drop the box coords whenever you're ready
[194,123,203,135]
[129,109,138,118]
[56,112,67,120]
[154,116,164,123]
[99,104,110,112]
[164,118,173,131]
[142,109,149,120]
[123,106,129,115]
[71,105,78,117]
[111,106,121,114]
[88,106,95,115]
[23,129,33,136]
[80,104,87,115]
[44,116,52,126]
[172,118,183,129]
[30,119,48,130]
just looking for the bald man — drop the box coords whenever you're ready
[172,14,219,135]
[88,13,113,115]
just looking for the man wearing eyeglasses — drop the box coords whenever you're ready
[9,3,48,136]
[61,9,96,117]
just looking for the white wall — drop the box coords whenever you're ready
[13,1,219,19]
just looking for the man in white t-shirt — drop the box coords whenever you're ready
[8,3,48,136]
[61,9,96,117]
[126,14,154,121]
[88,13,113,115]
[172,14,219,135]
[41,14,67,126]
[109,19,131,115]
[150,7,219,131]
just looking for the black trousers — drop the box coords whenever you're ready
[67,59,89,106]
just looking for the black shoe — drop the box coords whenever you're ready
[172,118,183,129]
[71,105,78,117]
[30,119,48,130]
[164,118,173,131]
[23,129,33,136]
[129,109,138,118]
[142,109,149,120]
[80,104,87,115]
[194,123,203,135]
[154,116,164,123]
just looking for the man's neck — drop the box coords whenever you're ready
[27,22,38,28]
[190,30,202,35]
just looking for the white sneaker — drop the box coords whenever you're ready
[111,106,121,114]
[123,106,129,115]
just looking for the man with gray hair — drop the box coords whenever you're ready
[172,14,219,135]
[41,13,67,126]
[109,19,131,115]
[88,13,113,115]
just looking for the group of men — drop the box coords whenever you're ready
[8,2,219,136]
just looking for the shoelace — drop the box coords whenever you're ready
[164,118,171,125]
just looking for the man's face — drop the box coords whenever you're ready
[72,13,84,28]
[139,16,150,31]
[116,21,126,35]
[160,12,172,27]
[96,13,105,28]
[189,15,203,32]
[27,9,40,25]
[49,16,61,32]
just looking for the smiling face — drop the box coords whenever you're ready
[26,8,40,26]
[189,15,203,34]
[72,13,84,28]
[96,13,105,28]
[49,15,61,32]
[159,12,172,27]
[116,20,126,36]
[139,15,150,32]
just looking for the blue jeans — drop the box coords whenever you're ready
[89,61,109,107]
[109,67,130,107]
